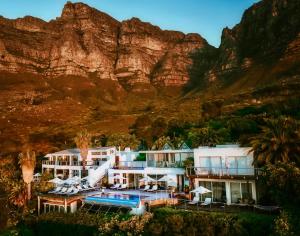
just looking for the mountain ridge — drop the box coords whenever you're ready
[0,0,300,154]
[0,1,208,89]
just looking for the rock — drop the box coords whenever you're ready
[0,2,208,88]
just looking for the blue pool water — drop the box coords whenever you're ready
[85,193,140,207]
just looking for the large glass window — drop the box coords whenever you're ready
[230,182,253,203]
[212,182,226,202]
[230,183,241,203]
[241,183,252,199]
[198,181,226,202]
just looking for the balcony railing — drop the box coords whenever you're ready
[113,161,146,170]
[186,167,258,177]
[42,160,108,167]
[146,161,184,168]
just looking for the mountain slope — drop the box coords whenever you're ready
[0,1,207,89]
[0,0,300,154]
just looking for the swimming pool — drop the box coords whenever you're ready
[84,193,141,207]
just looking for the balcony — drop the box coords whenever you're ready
[42,160,107,167]
[113,161,146,170]
[146,161,184,168]
[186,167,259,180]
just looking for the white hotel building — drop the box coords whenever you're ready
[192,145,257,204]
[42,144,258,204]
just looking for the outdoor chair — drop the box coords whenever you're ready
[141,185,150,191]
[147,185,158,192]
[76,185,83,192]
[61,187,74,195]
[58,187,68,194]
[201,198,212,206]
[68,188,79,195]
[48,186,62,194]
[188,196,200,205]
[117,184,128,190]
[110,183,121,189]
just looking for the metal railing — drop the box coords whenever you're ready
[42,160,107,167]
[113,161,146,169]
[186,167,258,177]
[146,161,184,168]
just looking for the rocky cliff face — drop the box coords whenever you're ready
[0,1,207,88]
[200,0,300,82]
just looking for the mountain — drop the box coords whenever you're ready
[0,1,207,89]
[0,0,299,154]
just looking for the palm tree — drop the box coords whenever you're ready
[250,117,300,166]
[9,181,27,208]
[19,149,36,201]
[74,129,91,176]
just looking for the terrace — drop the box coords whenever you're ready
[186,167,260,180]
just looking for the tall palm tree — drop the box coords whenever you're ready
[74,129,91,176]
[19,149,36,200]
[250,117,300,166]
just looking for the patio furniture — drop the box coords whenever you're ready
[76,185,83,192]
[68,188,79,195]
[141,185,150,191]
[201,198,212,206]
[110,183,121,189]
[58,187,68,194]
[147,185,158,192]
[188,196,200,205]
[48,186,62,194]
[117,184,127,190]
[60,187,74,195]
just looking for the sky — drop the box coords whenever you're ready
[0,0,259,47]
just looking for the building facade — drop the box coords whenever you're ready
[192,145,257,204]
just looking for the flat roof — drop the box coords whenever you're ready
[139,149,193,154]
[46,147,115,156]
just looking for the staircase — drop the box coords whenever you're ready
[87,157,115,187]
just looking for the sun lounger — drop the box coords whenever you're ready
[76,185,84,192]
[67,188,79,195]
[117,184,127,190]
[60,187,74,195]
[188,196,200,205]
[147,185,158,192]
[58,187,68,194]
[110,183,121,189]
[201,198,212,206]
[48,186,62,194]
[141,185,150,191]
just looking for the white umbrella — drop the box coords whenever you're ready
[158,176,175,182]
[34,173,42,177]
[48,177,64,185]
[191,186,212,194]
[139,176,156,182]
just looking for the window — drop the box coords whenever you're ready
[91,152,101,155]
[198,181,225,202]
[241,183,252,199]
[212,182,226,202]
[230,182,253,203]
[230,183,241,203]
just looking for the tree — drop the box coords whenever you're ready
[152,136,172,150]
[18,148,36,201]
[107,133,140,151]
[250,117,300,166]
[74,130,91,175]
[188,128,221,148]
